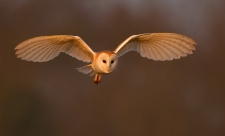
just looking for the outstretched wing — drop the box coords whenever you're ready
[114,33,196,61]
[15,35,95,62]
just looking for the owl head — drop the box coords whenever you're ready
[96,51,118,74]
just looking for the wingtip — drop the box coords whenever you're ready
[192,46,196,50]
[14,46,20,50]
[189,41,196,50]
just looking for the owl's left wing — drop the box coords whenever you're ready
[114,33,196,61]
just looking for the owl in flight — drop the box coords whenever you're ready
[15,33,196,84]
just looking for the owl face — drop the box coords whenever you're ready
[96,51,118,74]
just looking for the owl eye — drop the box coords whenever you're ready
[111,60,114,64]
[103,60,106,63]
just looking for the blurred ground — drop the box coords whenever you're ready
[0,0,225,136]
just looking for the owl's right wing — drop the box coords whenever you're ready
[15,35,95,62]
[114,33,196,61]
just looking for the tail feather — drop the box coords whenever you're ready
[89,70,95,76]
[76,64,95,76]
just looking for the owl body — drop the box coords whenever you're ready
[15,33,196,84]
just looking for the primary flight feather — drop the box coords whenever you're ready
[15,33,196,84]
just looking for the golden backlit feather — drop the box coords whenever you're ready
[114,33,196,61]
[15,35,95,62]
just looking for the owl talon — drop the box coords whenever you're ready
[94,74,101,84]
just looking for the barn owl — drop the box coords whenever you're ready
[15,33,196,84]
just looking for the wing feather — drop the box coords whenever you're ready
[140,43,147,58]
[157,40,187,57]
[114,33,196,61]
[157,41,182,58]
[156,33,197,45]
[157,41,181,59]
[160,37,195,51]
[28,43,51,60]
[159,40,191,55]
[41,44,57,61]
[15,35,95,62]
[145,45,153,59]
[36,44,55,62]
[152,45,159,60]
[153,42,174,60]
[151,43,165,60]
[147,44,157,60]
[153,44,162,60]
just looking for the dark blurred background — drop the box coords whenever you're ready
[0,0,225,136]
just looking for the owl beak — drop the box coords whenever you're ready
[107,67,112,73]
[103,64,110,73]
[104,70,110,74]
[103,67,110,74]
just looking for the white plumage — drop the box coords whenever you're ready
[15,33,196,84]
